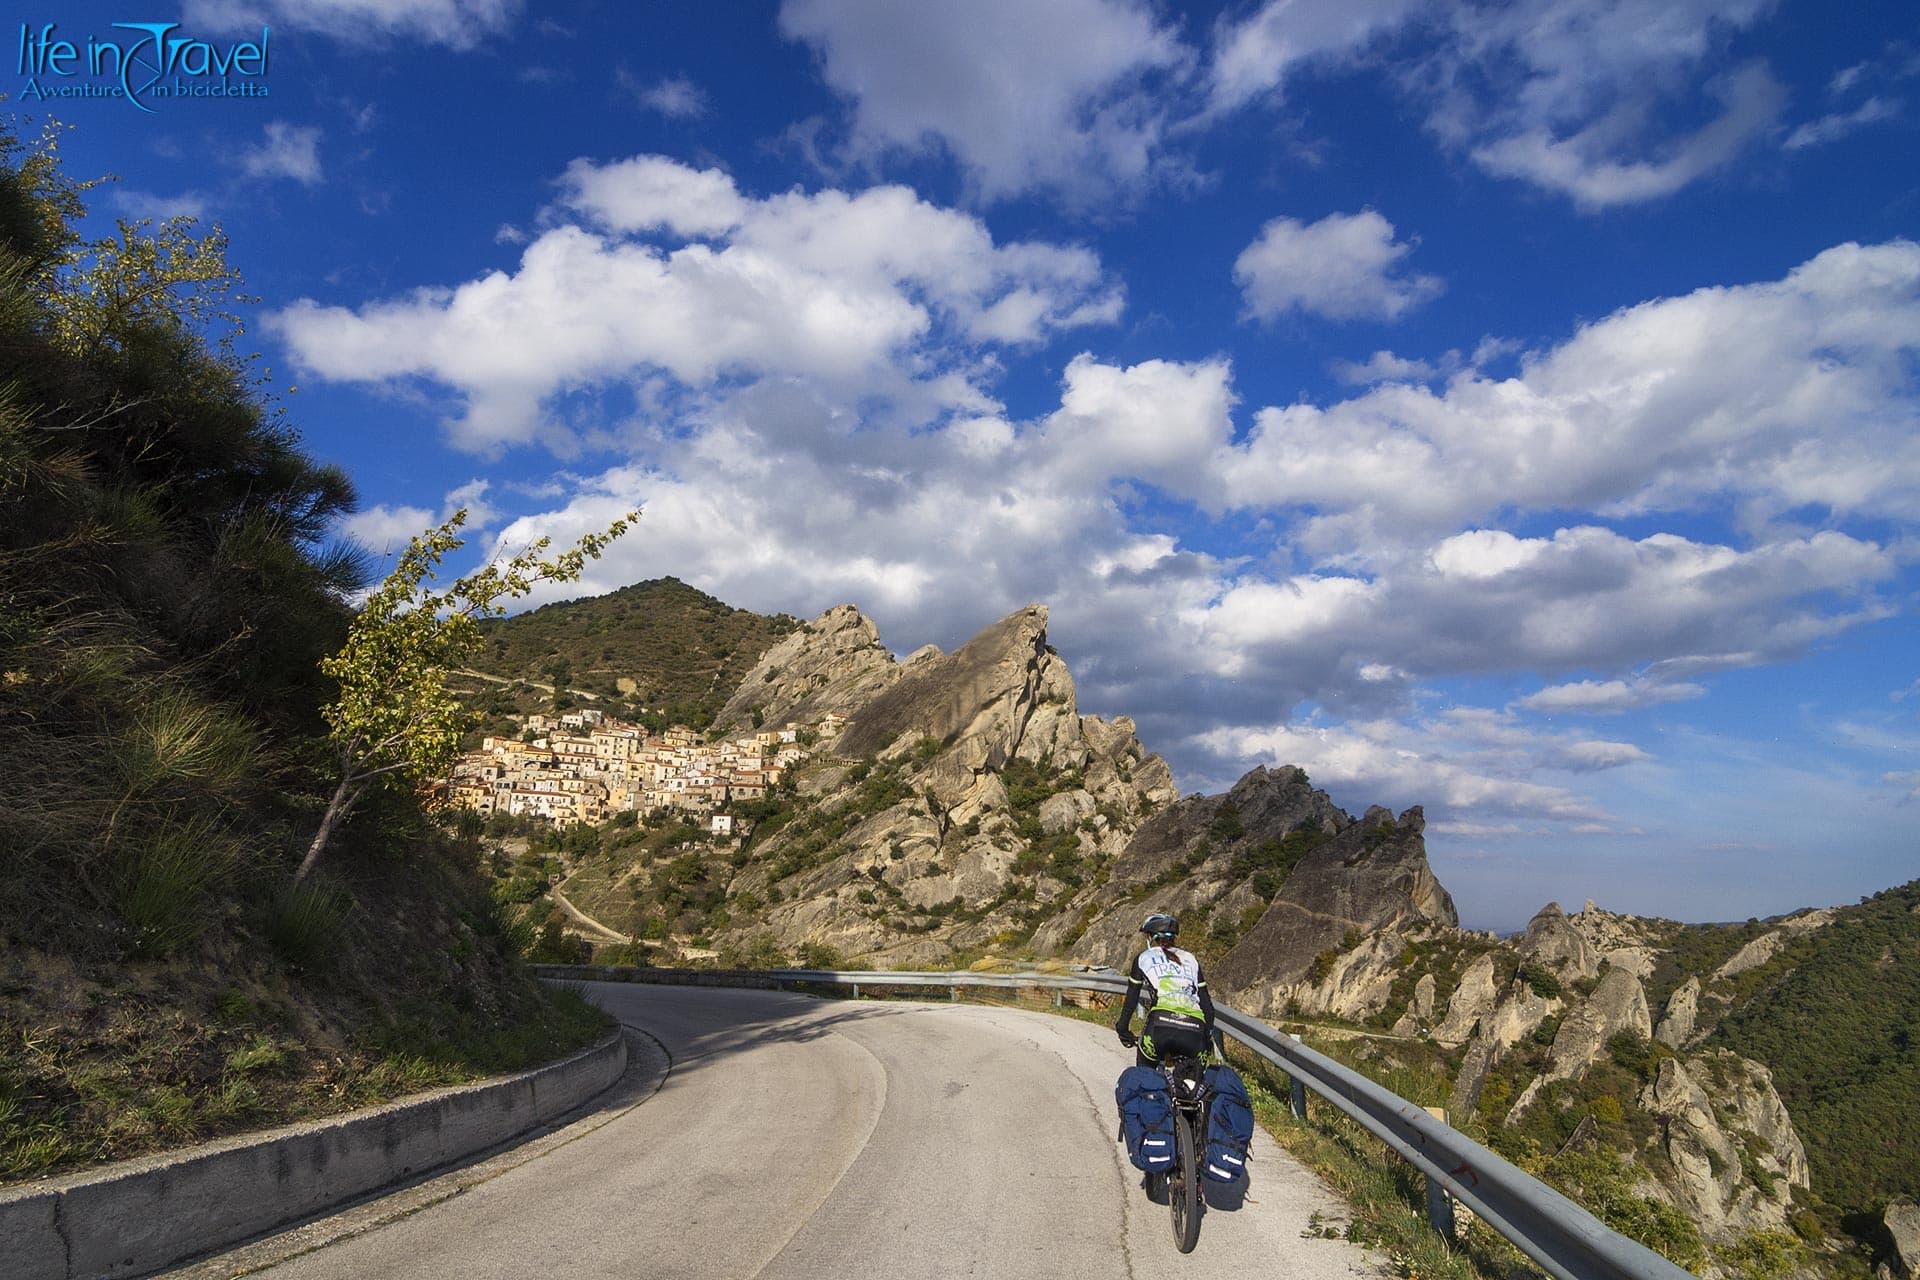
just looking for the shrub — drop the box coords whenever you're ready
[801,941,844,969]
[113,814,244,957]
[1521,966,1563,999]
[266,879,348,968]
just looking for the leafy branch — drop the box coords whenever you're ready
[297,507,638,882]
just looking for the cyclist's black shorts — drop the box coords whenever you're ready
[1139,1011,1208,1064]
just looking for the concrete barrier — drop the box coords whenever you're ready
[0,1028,624,1280]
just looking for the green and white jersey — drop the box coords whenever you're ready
[1130,944,1206,1020]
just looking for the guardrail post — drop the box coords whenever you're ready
[950,985,960,1002]
[851,983,861,999]
[1053,990,1063,1008]
[1287,1034,1308,1118]
[1423,1107,1457,1241]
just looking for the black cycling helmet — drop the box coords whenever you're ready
[1140,912,1178,942]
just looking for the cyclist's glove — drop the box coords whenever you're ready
[1116,1026,1137,1049]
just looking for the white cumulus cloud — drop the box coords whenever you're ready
[273,157,1124,454]
[1234,210,1444,323]
[236,122,323,185]
[777,0,1190,203]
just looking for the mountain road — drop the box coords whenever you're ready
[168,983,1386,1279]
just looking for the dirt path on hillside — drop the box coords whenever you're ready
[549,886,627,941]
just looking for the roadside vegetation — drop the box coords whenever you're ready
[0,116,609,1184]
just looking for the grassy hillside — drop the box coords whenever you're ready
[0,117,603,1183]
[467,576,798,729]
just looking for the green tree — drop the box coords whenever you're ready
[46,214,253,363]
[297,508,637,881]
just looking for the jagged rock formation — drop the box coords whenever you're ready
[1434,953,1501,1044]
[1207,802,1456,1004]
[1519,902,1602,981]
[1567,901,1660,978]
[1710,908,1837,980]
[712,604,903,734]
[1640,1052,1808,1236]
[1656,977,1701,1049]
[1389,973,1437,1037]
[837,604,1106,802]
[1024,764,1458,1022]
[709,603,1175,965]
[1506,969,1652,1118]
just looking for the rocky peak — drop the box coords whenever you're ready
[711,604,901,732]
[1210,798,1458,1005]
[1519,902,1602,981]
[1567,903,1659,978]
[1538,968,1652,1085]
[838,605,1052,768]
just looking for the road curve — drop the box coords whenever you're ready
[171,984,1385,1280]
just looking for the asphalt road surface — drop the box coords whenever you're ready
[171,983,1386,1280]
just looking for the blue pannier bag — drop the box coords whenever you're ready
[1116,1066,1176,1173]
[1202,1064,1254,1184]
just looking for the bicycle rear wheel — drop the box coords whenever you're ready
[1169,1107,1201,1252]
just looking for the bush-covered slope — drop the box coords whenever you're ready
[0,118,603,1183]
[1710,881,1920,1215]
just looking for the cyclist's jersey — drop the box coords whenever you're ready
[1129,944,1207,1021]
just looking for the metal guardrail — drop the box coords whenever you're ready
[546,964,1697,1280]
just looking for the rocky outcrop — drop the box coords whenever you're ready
[1639,1052,1808,1237]
[1390,973,1438,1036]
[1656,977,1701,1049]
[1433,954,1500,1045]
[712,604,901,733]
[1289,933,1407,1022]
[1508,969,1651,1120]
[838,604,1058,768]
[1568,902,1659,979]
[1034,764,1345,963]
[1480,981,1563,1054]
[1709,909,1836,982]
[1885,1201,1920,1280]
[1714,931,1790,981]
[716,603,1174,963]
[1211,803,1458,1006]
[1519,902,1601,981]
[1553,968,1653,1073]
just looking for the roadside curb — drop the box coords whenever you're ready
[0,1027,625,1280]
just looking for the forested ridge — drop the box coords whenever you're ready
[0,117,602,1183]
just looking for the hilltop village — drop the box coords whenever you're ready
[443,708,846,832]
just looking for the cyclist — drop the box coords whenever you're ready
[1114,912,1216,1068]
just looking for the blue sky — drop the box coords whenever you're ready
[17,0,1917,930]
